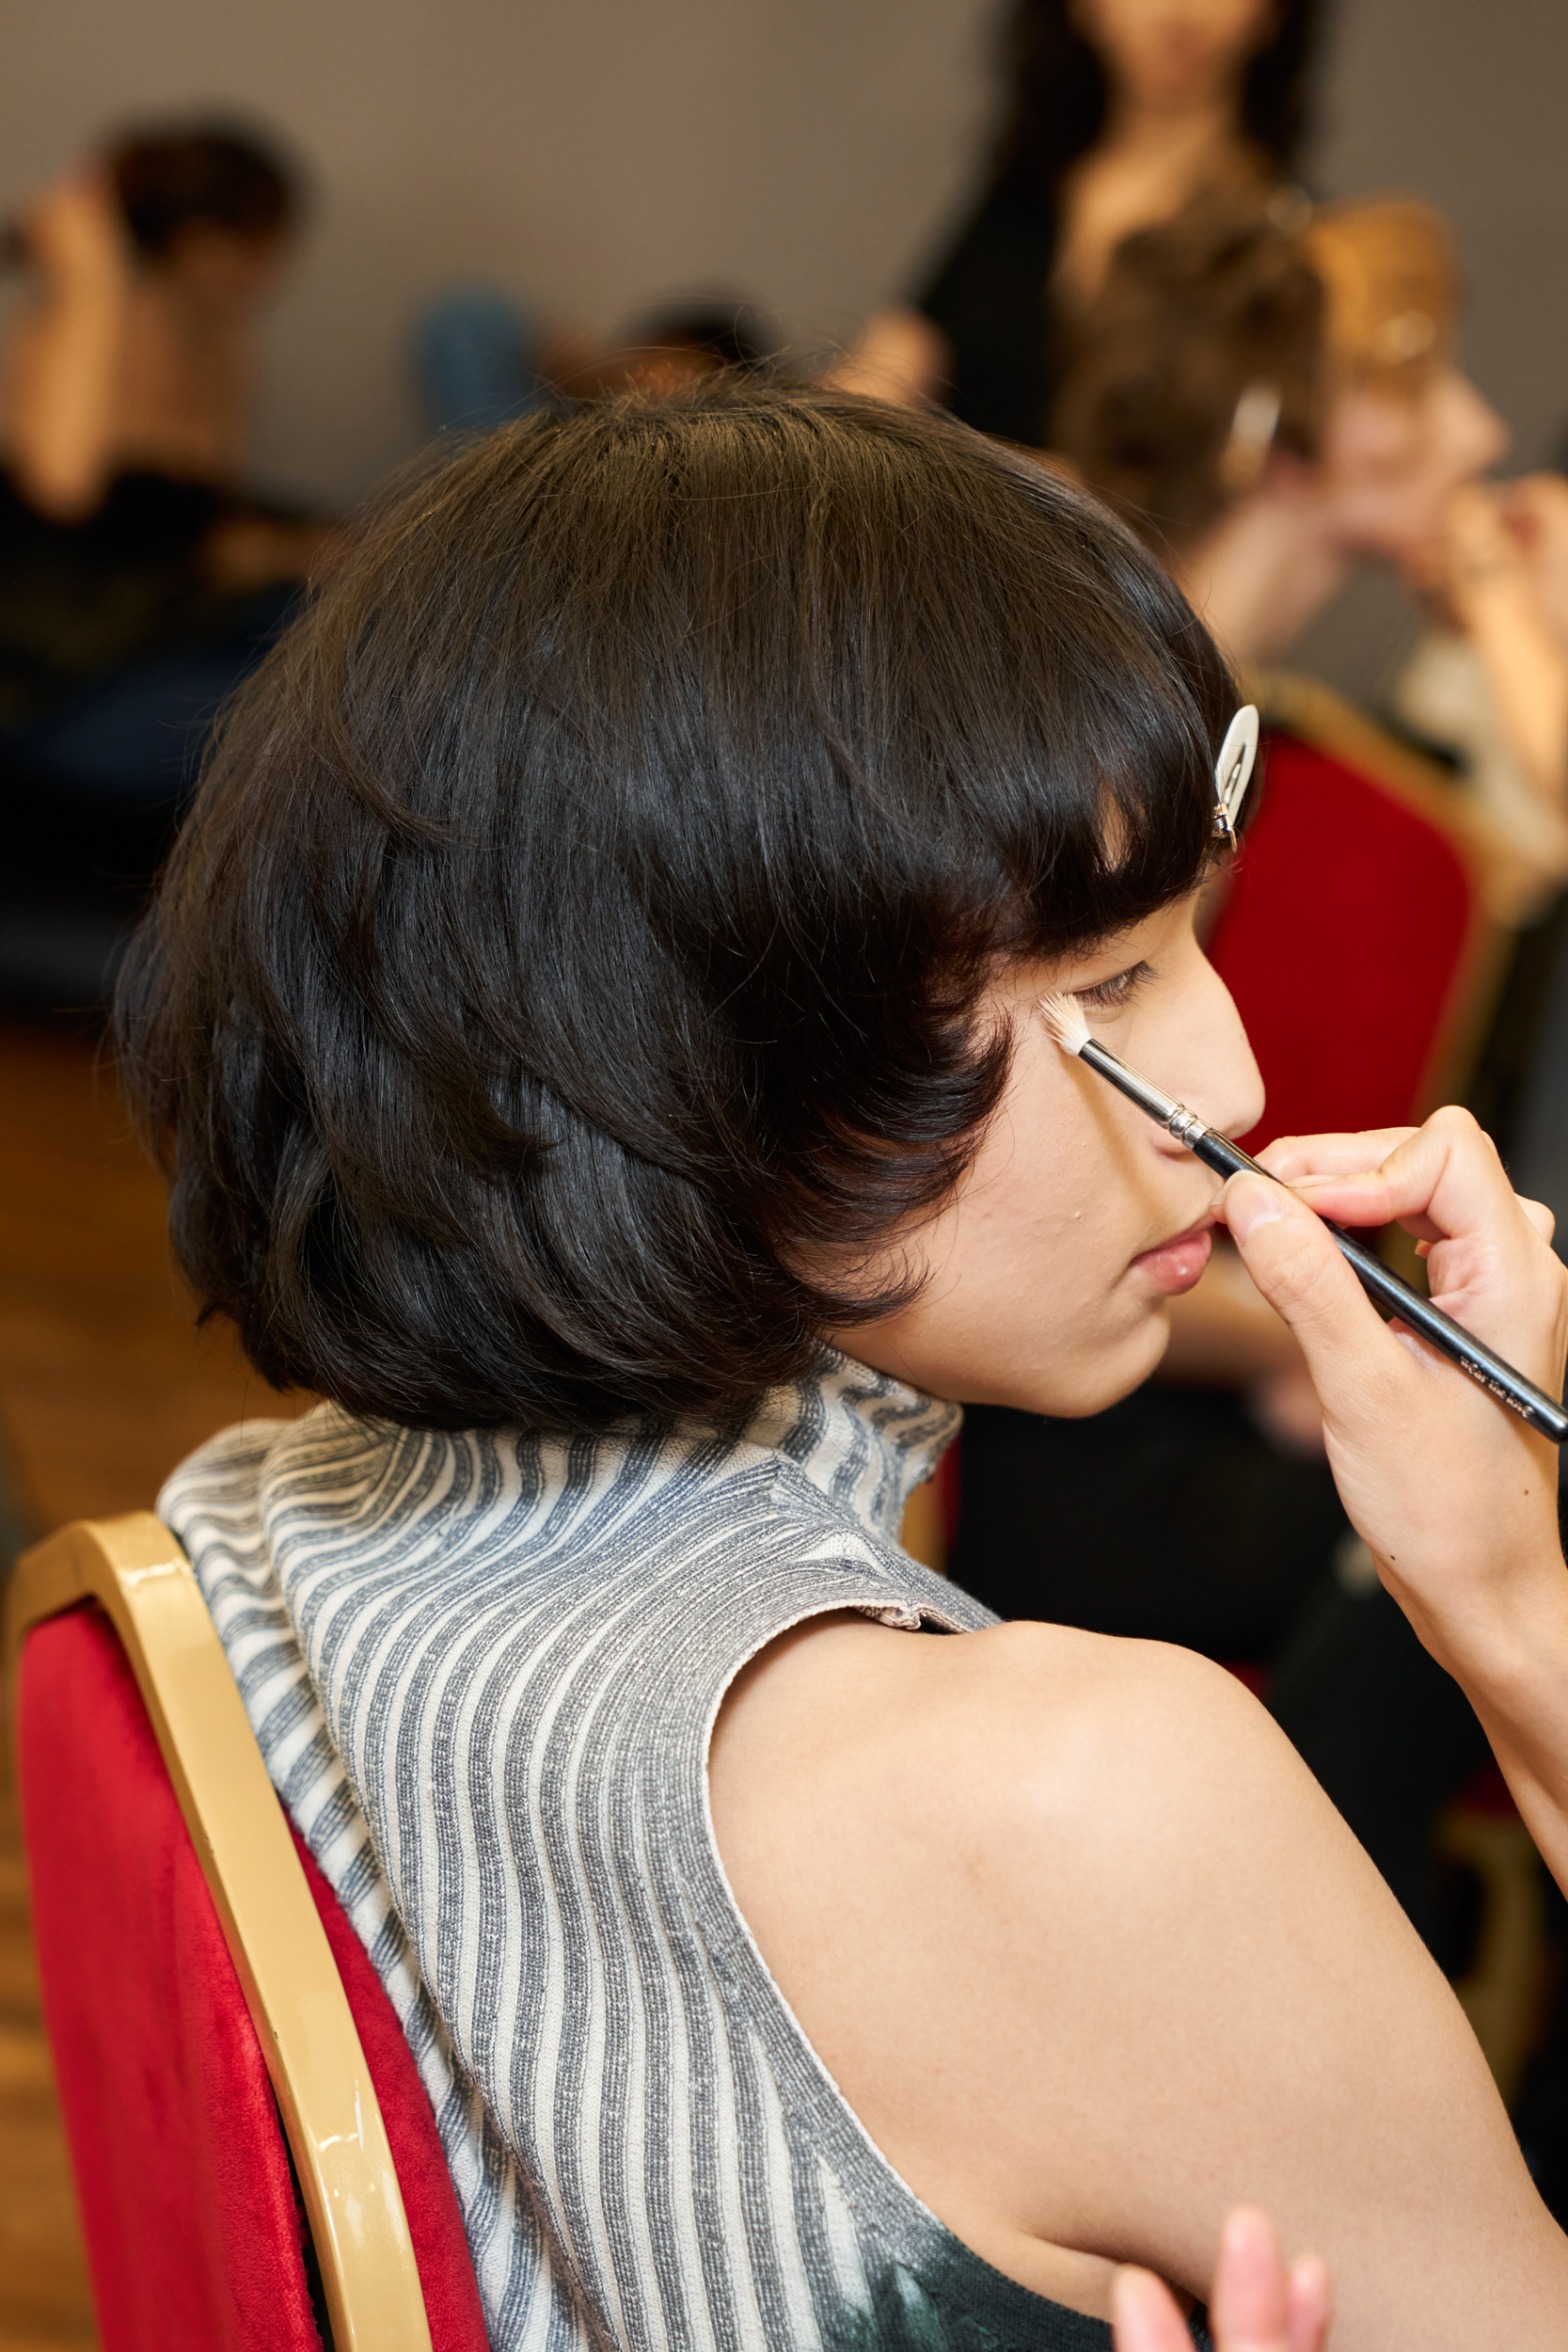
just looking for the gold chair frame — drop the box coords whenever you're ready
[6,1512,435,2352]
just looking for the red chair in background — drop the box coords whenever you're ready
[6,1512,492,2352]
[1208,672,1510,1155]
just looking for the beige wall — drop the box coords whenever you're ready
[0,0,997,505]
[3,0,1565,692]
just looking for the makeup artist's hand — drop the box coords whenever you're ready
[1114,2208,1331,2352]
[1219,1106,1563,1633]
[1219,1106,1568,1902]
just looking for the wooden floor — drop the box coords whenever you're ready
[0,1018,302,2349]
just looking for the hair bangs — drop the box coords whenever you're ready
[789,426,1234,971]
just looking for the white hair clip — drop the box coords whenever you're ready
[1212,705,1259,843]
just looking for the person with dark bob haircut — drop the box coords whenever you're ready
[123,381,1568,2348]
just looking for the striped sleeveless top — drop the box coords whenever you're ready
[161,1354,1119,2351]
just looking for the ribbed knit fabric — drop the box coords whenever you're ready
[161,1353,1121,2351]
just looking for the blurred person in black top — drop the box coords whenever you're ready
[832,0,1324,443]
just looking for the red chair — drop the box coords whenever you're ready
[6,1513,492,2352]
[1207,672,1509,1154]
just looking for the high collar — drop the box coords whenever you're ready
[289,1354,959,1557]
[730,1350,960,1546]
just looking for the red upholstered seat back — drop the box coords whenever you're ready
[289,1828,491,2352]
[18,1602,489,2352]
[1207,727,1481,1154]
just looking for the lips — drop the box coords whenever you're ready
[1130,1217,1215,1295]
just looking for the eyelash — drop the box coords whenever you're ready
[1075,961,1153,1012]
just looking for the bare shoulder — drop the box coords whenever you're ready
[714,1607,1334,1897]
[711,1610,1568,2346]
[924,1617,1348,1890]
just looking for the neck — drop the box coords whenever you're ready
[1100,81,1243,167]
[1175,485,1353,670]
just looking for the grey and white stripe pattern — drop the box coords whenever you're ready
[163,1354,1117,2350]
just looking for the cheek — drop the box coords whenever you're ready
[949,1153,1164,1408]
[960,1095,1131,1315]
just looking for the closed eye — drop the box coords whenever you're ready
[1075,960,1153,1013]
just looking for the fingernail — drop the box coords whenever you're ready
[1224,1172,1286,1242]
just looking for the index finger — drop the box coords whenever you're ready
[1256,1127,1418,1184]
[1110,2267,1193,2352]
[1279,1110,1558,1338]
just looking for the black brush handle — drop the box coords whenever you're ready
[1188,1129,1568,1445]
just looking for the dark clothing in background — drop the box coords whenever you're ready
[916,179,1064,448]
[0,469,302,801]
[0,468,305,1008]
[0,470,230,733]
[950,1388,1495,1953]
[951,1385,1345,1657]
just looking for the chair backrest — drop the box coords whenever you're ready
[6,1513,489,2352]
[1206,674,1510,1155]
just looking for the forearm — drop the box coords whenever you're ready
[1465,598,1568,809]
[6,276,126,518]
[1444,1564,1568,1901]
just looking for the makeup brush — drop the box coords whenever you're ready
[1037,991,1568,1445]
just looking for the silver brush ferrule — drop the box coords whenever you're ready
[1079,1038,1188,1131]
[1165,1105,1210,1151]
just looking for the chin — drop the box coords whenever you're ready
[960,1309,1171,1419]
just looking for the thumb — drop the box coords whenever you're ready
[1222,1169,1386,1383]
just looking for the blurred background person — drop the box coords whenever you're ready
[5,122,297,522]
[832,0,1324,436]
[0,116,327,1006]
[413,290,768,435]
[1059,192,1568,903]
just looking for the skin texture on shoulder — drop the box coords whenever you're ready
[709,1605,1568,2345]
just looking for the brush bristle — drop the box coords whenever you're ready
[1037,992,1091,1057]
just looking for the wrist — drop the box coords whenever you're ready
[1405,1544,1568,1723]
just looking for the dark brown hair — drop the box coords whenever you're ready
[1053,192,1327,546]
[1053,191,1460,549]
[116,382,1236,1435]
[106,118,301,258]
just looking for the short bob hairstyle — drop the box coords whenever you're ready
[117,382,1237,1434]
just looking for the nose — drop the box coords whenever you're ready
[1184,953,1265,1141]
